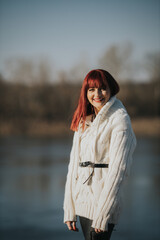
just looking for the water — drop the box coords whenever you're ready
[0,136,160,240]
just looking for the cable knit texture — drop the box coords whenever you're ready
[63,96,136,231]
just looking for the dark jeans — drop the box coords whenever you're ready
[79,216,115,240]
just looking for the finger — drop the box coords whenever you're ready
[95,228,103,233]
[66,221,72,230]
[72,221,79,231]
[72,221,76,230]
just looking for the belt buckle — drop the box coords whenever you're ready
[84,161,91,167]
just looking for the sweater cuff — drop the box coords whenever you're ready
[64,209,77,223]
[91,215,110,231]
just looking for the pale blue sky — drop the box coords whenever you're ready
[0,0,160,81]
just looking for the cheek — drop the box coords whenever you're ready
[87,92,92,102]
[104,90,110,99]
[87,92,89,101]
[103,93,110,103]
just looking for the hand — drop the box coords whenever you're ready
[65,221,79,232]
[94,228,104,233]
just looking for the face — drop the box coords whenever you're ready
[87,86,111,114]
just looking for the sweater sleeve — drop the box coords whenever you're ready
[91,127,136,231]
[63,131,78,223]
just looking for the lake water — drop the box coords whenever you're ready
[0,136,160,240]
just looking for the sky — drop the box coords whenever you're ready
[0,0,160,82]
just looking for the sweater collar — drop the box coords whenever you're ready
[92,96,117,125]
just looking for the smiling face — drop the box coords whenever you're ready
[87,86,111,114]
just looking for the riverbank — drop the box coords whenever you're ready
[0,118,159,138]
[131,118,160,137]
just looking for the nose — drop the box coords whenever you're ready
[95,88,102,97]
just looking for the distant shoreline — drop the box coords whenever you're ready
[131,118,160,137]
[0,118,159,138]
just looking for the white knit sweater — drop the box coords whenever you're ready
[63,96,136,231]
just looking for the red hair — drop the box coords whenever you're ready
[70,69,119,131]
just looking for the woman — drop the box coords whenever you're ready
[63,69,136,240]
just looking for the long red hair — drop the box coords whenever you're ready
[70,69,119,131]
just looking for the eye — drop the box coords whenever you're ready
[88,88,95,92]
[100,87,106,91]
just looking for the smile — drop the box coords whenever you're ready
[93,98,104,102]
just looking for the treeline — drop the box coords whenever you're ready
[0,77,160,126]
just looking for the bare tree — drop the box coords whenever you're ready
[37,58,52,85]
[68,54,89,82]
[99,43,133,81]
[145,52,160,116]
[5,58,36,84]
[5,58,52,85]
[145,52,160,83]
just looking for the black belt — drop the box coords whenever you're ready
[79,161,109,184]
[79,161,108,168]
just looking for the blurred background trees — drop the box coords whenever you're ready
[99,43,133,80]
[0,47,159,136]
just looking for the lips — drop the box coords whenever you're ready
[93,98,104,102]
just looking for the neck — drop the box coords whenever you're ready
[94,107,101,115]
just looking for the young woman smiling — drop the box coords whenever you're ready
[87,86,111,115]
[63,69,136,240]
